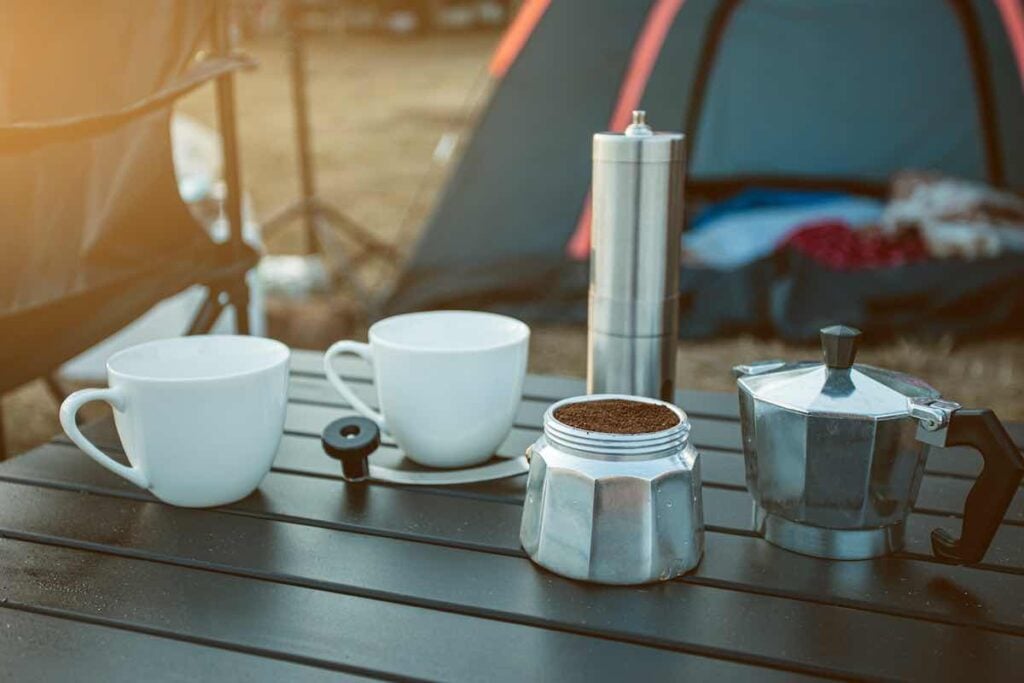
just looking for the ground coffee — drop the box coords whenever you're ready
[553,399,680,434]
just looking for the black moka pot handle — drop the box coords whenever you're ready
[919,408,1024,564]
[322,416,381,483]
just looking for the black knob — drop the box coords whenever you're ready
[322,416,380,482]
[820,325,861,370]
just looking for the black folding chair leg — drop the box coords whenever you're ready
[187,278,250,337]
[187,290,225,335]
[231,280,251,335]
[0,400,7,461]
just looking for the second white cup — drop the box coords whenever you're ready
[324,311,529,469]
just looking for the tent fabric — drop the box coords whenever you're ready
[566,0,688,259]
[691,1,987,182]
[384,0,1024,340]
[0,1,256,392]
[387,0,656,314]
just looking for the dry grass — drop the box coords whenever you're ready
[182,30,496,252]
[3,29,1021,458]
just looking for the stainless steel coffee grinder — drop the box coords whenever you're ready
[735,324,1023,563]
[587,111,685,401]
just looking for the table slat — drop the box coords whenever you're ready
[6,444,1024,613]
[8,443,1024,572]
[282,403,1024,523]
[0,538,815,682]
[0,608,355,683]
[47,421,1024,555]
[287,369,1024,484]
[2,480,1022,681]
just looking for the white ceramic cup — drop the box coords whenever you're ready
[59,335,290,507]
[324,311,529,469]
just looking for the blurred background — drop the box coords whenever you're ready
[3,0,1022,455]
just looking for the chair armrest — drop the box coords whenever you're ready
[0,53,257,153]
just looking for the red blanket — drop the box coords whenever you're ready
[781,220,929,271]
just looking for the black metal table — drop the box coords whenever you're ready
[1,349,1022,681]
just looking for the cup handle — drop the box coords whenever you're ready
[324,340,386,430]
[59,387,149,490]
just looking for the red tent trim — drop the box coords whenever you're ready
[489,0,552,79]
[566,0,688,261]
[995,0,1024,90]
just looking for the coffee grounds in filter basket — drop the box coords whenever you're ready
[553,399,680,435]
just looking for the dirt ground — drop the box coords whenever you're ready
[3,29,1022,456]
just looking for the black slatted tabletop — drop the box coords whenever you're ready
[1,349,1022,681]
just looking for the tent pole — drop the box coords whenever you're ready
[682,0,742,211]
[947,0,1005,187]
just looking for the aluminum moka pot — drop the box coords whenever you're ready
[520,394,703,585]
[735,325,1023,563]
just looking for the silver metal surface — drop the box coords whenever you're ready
[592,110,685,164]
[909,397,961,433]
[731,359,789,378]
[737,362,939,419]
[755,506,905,560]
[586,111,685,401]
[911,398,964,451]
[520,394,703,585]
[736,325,950,559]
[588,294,678,337]
[588,332,676,400]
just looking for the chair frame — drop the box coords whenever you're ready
[0,0,252,459]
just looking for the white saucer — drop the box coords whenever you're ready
[367,454,528,486]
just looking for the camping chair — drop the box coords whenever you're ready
[0,0,258,458]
